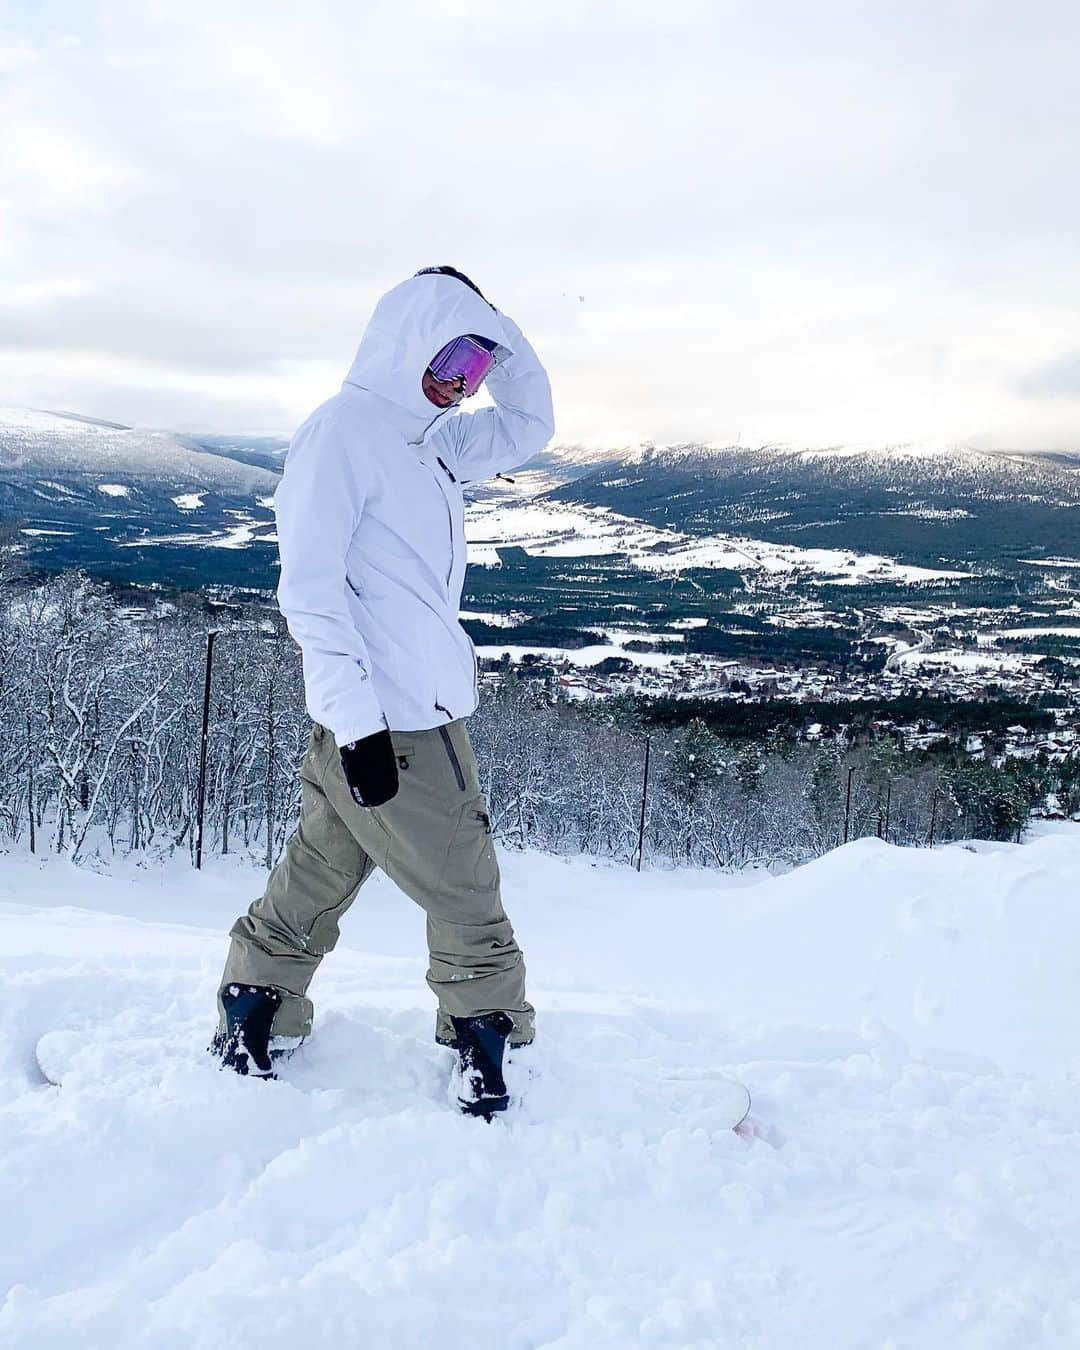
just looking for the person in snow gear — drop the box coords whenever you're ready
[211,267,554,1114]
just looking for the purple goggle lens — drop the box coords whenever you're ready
[427,335,496,398]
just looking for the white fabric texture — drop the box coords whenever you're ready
[273,273,554,745]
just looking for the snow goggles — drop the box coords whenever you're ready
[427,335,497,397]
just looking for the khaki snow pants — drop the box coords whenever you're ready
[217,719,534,1046]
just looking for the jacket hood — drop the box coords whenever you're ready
[343,273,514,444]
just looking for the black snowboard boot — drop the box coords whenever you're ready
[210,984,282,1078]
[450,1011,514,1121]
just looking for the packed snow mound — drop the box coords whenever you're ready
[2,830,1080,1348]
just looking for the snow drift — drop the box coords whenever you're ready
[2,829,1080,1348]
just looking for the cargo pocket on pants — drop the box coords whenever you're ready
[444,796,499,899]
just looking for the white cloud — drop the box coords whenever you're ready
[1017,353,1080,400]
[1,0,1079,446]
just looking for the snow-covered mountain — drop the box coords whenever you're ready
[549,440,1080,571]
[0,408,280,587]
[0,408,279,494]
[4,409,1078,590]
[3,826,1079,1347]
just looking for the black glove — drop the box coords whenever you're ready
[340,729,399,807]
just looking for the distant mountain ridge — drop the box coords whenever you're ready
[0,408,279,587]
[546,441,1080,571]
[176,433,290,474]
[0,408,279,494]
[2,409,1078,588]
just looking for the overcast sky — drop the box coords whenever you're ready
[2,0,1079,449]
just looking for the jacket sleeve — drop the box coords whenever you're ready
[430,311,555,484]
[274,416,387,747]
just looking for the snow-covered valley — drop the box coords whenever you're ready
[464,498,970,585]
[3,830,1080,1348]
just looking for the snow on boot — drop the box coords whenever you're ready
[210,984,282,1078]
[450,1011,514,1120]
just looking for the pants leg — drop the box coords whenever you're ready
[396,723,533,1045]
[316,719,534,1045]
[217,729,376,1038]
[218,720,534,1045]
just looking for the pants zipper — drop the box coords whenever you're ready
[438,724,466,791]
[303,888,357,950]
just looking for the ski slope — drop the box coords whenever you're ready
[2,830,1080,1348]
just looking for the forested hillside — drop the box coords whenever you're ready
[0,572,1071,872]
[549,442,1080,570]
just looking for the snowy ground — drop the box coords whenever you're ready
[3,829,1080,1348]
[475,642,683,670]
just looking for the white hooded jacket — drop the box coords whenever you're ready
[274,272,555,746]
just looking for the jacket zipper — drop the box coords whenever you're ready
[430,457,473,712]
[430,460,455,590]
[438,724,466,791]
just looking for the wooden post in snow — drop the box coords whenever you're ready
[195,630,218,870]
[635,735,651,873]
[843,765,855,844]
